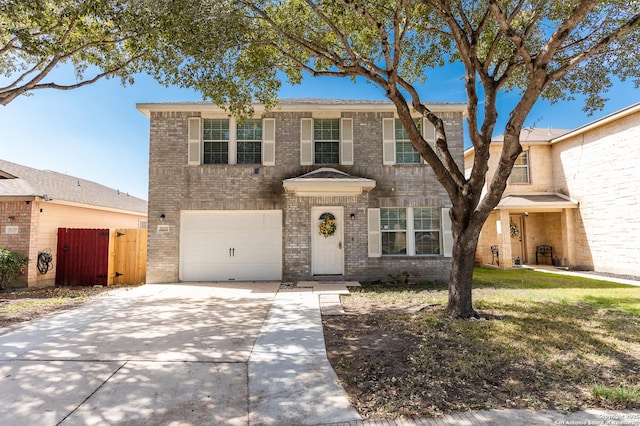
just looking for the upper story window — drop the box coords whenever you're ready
[203,119,230,164]
[190,117,275,166]
[314,119,340,164]
[383,117,434,165]
[237,119,262,164]
[300,117,353,166]
[510,150,530,184]
[395,119,422,164]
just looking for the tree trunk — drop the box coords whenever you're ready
[447,222,483,319]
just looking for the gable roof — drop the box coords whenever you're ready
[491,127,571,143]
[0,159,147,214]
[551,101,640,144]
[464,127,571,157]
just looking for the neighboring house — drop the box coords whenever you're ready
[464,102,640,277]
[0,159,148,287]
[137,99,466,283]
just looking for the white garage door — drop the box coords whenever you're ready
[180,210,282,281]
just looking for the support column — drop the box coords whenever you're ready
[562,209,576,268]
[498,209,513,268]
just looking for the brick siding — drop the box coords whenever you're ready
[146,108,464,283]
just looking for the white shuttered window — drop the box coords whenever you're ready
[368,207,453,258]
[188,118,274,166]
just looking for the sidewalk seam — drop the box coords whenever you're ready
[56,360,128,426]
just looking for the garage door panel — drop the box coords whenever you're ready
[237,213,258,229]
[235,230,256,247]
[180,210,282,281]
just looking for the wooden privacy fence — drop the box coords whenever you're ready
[56,228,110,286]
[56,228,147,286]
[108,228,147,285]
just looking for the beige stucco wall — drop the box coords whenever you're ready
[468,141,568,268]
[32,201,146,287]
[465,143,555,195]
[551,112,640,276]
[468,109,640,276]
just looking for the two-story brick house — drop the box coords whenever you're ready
[465,102,640,277]
[137,99,466,283]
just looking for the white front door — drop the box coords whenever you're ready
[312,206,344,275]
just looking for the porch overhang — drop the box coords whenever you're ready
[283,167,376,197]
[496,193,578,212]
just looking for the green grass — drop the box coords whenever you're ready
[591,385,640,405]
[0,297,87,315]
[472,267,633,289]
[324,267,640,418]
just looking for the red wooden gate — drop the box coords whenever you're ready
[56,228,110,286]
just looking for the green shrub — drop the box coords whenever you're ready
[0,249,28,289]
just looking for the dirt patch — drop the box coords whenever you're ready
[323,291,640,419]
[0,285,138,329]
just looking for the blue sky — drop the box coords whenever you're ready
[0,64,637,200]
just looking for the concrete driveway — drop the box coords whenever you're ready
[0,282,360,425]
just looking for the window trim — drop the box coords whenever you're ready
[413,207,442,255]
[203,118,230,165]
[379,207,442,257]
[381,207,408,256]
[236,118,263,165]
[313,118,341,165]
[383,117,432,166]
[199,117,265,166]
[510,150,531,184]
[394,118,422,164]
[301,117,353,166]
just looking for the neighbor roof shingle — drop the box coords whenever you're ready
[0,159,147,214]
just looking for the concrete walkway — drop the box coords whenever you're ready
[530,264,640,287]
[249,285,360,425]
[1,277,638,425]
[0,282,360,426]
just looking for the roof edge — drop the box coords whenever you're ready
[136,100,467,118]
[48,199,147,216]
[551,102,640,144]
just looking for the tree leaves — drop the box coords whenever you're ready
[0,0,152,105]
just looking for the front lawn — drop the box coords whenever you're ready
[322,267,640,419]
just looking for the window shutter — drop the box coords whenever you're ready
[300,118,313,165]
[423,118,436,149]
[442,207,453,257]
[368,208,381,257]
[262,118,276,166]
[188,118,201,165]
[340,118,354,165]
[382,118,395,165]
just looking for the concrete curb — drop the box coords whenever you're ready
[314,409,640,426]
